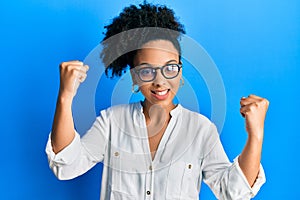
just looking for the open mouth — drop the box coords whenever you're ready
[151,89,170,100]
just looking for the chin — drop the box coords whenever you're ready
[147,98,175,108]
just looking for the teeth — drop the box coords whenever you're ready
[157,90,168,96]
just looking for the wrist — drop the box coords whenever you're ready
[57,91,74,105]
[247,128,264,141]
[247,133,264,145]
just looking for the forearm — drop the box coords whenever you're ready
[51,93,75,154]
[238,133,263,187]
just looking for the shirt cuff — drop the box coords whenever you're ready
[233,156,266,197]
[45,132,81,166]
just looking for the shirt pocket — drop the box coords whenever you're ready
[166,161,201,200]
[108,151,139,199]
[110,190,136,200]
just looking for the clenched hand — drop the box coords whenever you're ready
[240,94,269,140]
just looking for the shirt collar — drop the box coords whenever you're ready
[136,101,182,117]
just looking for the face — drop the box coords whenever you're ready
[131,40,182,110]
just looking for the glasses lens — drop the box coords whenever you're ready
[163,64,180,78]
[139,67,155,81]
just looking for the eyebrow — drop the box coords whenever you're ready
[138,59,178,66]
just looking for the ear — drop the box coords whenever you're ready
[179,60,183,76]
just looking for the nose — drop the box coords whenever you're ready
[152,69,166,86]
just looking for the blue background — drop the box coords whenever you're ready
[1,0,299,199]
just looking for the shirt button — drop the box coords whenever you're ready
[149,165,152,170]
[114,152,119,156]
[146,191,151,195]
[188,164,192,169]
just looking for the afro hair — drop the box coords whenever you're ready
[100,1,186,78]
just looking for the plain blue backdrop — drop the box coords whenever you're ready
[1,0,299,199]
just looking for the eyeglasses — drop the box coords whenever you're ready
[133,63,182,82]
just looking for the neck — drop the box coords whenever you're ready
[142,100,175,124]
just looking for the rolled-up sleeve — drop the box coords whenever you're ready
[45,109,110,180]
[227,157,266,198]
[45,132,84,180]
[202,124,266,200]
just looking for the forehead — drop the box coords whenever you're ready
[134,40,179,65]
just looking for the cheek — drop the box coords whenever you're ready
[139,83,151,94]
[170,77,181,91]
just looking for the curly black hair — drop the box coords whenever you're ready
[100,1,186,78]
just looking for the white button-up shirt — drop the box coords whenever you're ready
[46,102,265,200]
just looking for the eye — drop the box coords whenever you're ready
[140,67,154,76]
[165,64,179,73]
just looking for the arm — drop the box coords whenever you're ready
[202,123,266,199]
[239,94,269,187]
[51,61,89,154]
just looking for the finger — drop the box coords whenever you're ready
[77,66,89,79]
[240,97,257,106]
[241,100,262,115]
[66,65,86,75]
[240,111,245,118]
[240,105,251,117]
[248,94,263,100]
[60,65,84,76]
[69,60,83,65]
[242,98,269,111]
[249,95,269,107]
[60,61,83,68]
[79,65,89,73]
[78,73,87,83]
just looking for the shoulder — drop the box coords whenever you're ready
[179,105,219,139]
[179,105,212,126]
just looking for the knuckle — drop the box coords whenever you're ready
[258,99,264,105]
[71,69,78,76]
[66,65,77,73]
[249,106,254,112]
[260,98,269,107]
[65,64,72,69]
[249,104,257,112]
[59,62,66,69]
[264,99,270,105]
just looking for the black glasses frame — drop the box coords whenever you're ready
[133,63,182,82]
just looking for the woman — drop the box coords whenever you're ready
[46,2,269,200]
